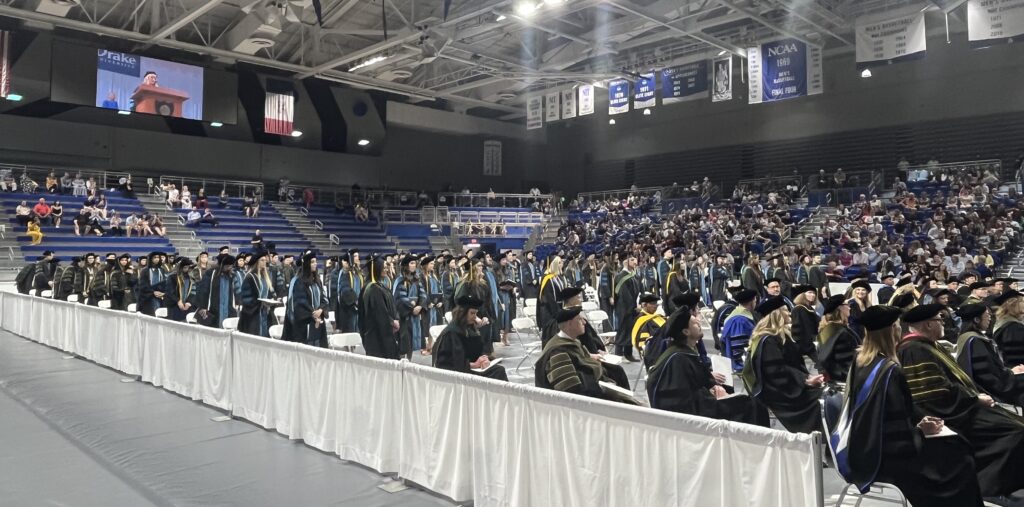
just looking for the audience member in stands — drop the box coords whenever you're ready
[194,188,208,209]
[180,186,192,209]
[118,175,134,198]
[26,217,43,245]
[354,202,369,222]
[302,187,314,208]
[278,177,290,202]
[150,213,165,237]
[0,168,16,191]
[49,201,63,228]
[15,200,31,227]
[70,173,85,196]
[217,188,229,209]
[107,211,124,236]
[243,192,260,218]
[94,194,108,220]
[45,171,58,194]
[166,184,181,208]
[85,176,95,195]
[432,294,509,381]
[185,207,201,227]
[20,171,38,193]
[200,208,219,227]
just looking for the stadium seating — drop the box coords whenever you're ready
[180,198,313,255]
[297,203,403,255]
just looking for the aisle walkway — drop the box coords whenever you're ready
[0,330,454,507]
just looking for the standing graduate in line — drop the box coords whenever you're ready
[661,258,691,316]
[816,295,861,383]
[432,294,509,381]
[195,254,237,328]
[993,289,1024,368]
[283,252,329,347]
[164,257,196,321]
[332,252,363,333]
[239,252,277,337]
[393,255,424,358]
[834,305,983,507]
[419,255,444,350]
[613,252,643,361]
[630,293,666,360]
[138,251,167,316]
[359,255,400,359]
[721,289,757,371]
[520,250,542,300]
[55,257,83,301]
[846,280,872,340]
[535,253,566,333]
[956,300,1024,407]
[108,253,135,311]
[710,254,730,303]
[788,284,820,364]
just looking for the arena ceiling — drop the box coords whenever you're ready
[0,0,967,119]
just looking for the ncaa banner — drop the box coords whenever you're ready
[661,62,708,104]
[855,10,927,68]
[578,84,595,116]
[747,38,823,104]
[634,73,656,109]
[712,56,732,102]
[545,91,560,122]
[561,87,576,119]
[608,80,630,115]
[526,95,543,130]
[968,0,1024,45]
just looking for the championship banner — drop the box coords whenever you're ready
[483,140,502,176]
[747,38,823,104]
[545,91,560,122]
[578,84,595,116]
[661,62,708,104]
[712,56,732,102]
[634,73,656,109]
[855,10,927,68]
[968,0,1024,45]
[526,95,543,130]
[561,87,576,119]
[608,80,630,115]
[0,31,10,99]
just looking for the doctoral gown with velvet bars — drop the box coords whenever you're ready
[790,304,820,364]
[956,332,1024,407]
[164,274,195,321]
[196,272,237,328]
[283,277,329,347]
[993,320,1024,368]
[359,282,400,359]
[843,355,983,507]
[743,334,823,434]
[239,273,274,337]
[455,281,496,355]
[432,323,509,381]
[817,323,860,383]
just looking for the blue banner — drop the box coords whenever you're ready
[97,49,140,77]
[608,80,630,115]
[634,73,656,109]
[661,62,708,104]
[747,38,822,104]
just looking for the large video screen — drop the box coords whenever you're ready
[95,49,204,120]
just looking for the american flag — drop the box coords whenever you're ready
[264,91,294,136]
[0,31,11,99]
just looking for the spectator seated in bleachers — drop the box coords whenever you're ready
[26,217,43,245]
[243,192,260,218]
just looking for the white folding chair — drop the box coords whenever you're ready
[273,306,286,323]
[524,297,538,309]
[98,300,112,309]
[67,294,79,303]
[512,317,542,374]
[581,301,599,311]
[40,290,53,298]
[221,317,239,330]
[328,311,336,322]
[328,332,362,351]
[821,404,908,507]
[155,307,168,318]
[713,300,725,310]
[127,303,137,312]
[444,311,453,323]
[269,324,284,339]
[587,310,617,345]
[429,325,447,339]
[185,311,197,324]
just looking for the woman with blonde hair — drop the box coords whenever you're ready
[993,290,1024,368]
[455,257,497,356]
[845,280,872,338]
[836,305,982,507]
[535,254,566,331]
[741,297,824,433]
[816,295,860,382]
[789,284,820,364]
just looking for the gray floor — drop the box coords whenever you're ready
[0,330,456,507]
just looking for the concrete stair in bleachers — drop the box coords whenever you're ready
[291,203,400,256]
[270,202,339,256]
[135,193,200,258]
[174,199,314,258]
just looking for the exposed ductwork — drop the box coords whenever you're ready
[222,2,284,55]
[32,0,76,17]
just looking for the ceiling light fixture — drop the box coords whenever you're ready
[608,119,616,125]
[350,55,390,71]
[4,93,23,101]
[495,13,507,21]
[643,108,651,116]
[117,110,131,115]
[717,50,727,57]
[860,68,872,78]
[210,121,223,128]
[357,139,370,146]
[514,1,537,17]
[290,130,303,137]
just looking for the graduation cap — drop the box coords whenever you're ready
[420,255,436,266]
[956,303,988,320]
[338,252,350,263]
[929,288,953,299]
[999,277,1017,285]
[70,256,81,263]
[661,246,673,256]
[734,289,757,305]
[822,295,848,315]
[994,290,1022,307]
[218,254,236,266]
[851,280,872,292]
[891,292,917,309]
[969,280,992,290]
[147,251,162,261]
[756,297,787,317]
[764,278,781,286]
[862,305,902,332]
[302,251,317,265]
[42,250,54,256]
[556,307,582,324]
[455,293,483,309]
[672,292,700,309]
[177,257,196,268]
[639,293,659,304]
[880,272,895,281]
[895,275,913,288]
[248,251,267,266]
[960,272,979,282]
[557,287,583,302]
[901,304,945,324]
[664,308,693,338]
[792,284,815,295]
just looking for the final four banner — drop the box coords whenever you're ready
[561,87,576,119]
[855,10,927,68]
[545,92,560,122]
[661,62,708,104]
[747,38,822,104]
[578,84,595,116]
[968,0,1024,45]
[634,73,656,109]
[712,56,732,102]
[608,80,630,115]
[526,95,543,130]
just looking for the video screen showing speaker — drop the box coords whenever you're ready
[95,49,204,120]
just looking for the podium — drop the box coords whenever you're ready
[131,85,190,117]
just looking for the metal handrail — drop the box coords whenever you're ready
[0,163,131,191]
[438,192,551,209]
[576,186,662,202]
[329,234,340,246]
[300,207,309,217]
[314,219,324,231]
[158,175,264,200]
[6,246,13,261]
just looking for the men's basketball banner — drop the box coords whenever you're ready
[0,31,11,99]
[711,56,732,102]
[264,92,294,135]
[661,62,708,104]
[747,38,822,104]
[968,0,1024,45]
[561,87,576,119]
[578,84,595,116]
[545,91,560,122]
[526,95,543,130]
[634,73,656,109]
[608,80,630,115]
[855,10,927,67]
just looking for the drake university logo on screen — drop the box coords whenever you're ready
[97,50,140,76]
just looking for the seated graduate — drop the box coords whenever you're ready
[164,257,196,321]
[721,289,758,371]
[897,303,1024,498]
[816,295,861,384]
[432,293,508,381]
[711,284,743,352]
[535,307,640,405]
[540,286,629,389]
[957,300,1024,407]
[283,252,330,347]
[835,305,983,507]
[789,284,820,364]
[992,289,1024,368]
[631,292,666,360]
[741,297,825,433]
[645,292,712,370]
[647,305,769,426]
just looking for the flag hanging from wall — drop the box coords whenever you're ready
[561,87,576,119]
[526,95,543,130]
[746,38,822,104]
[578,84,595,116]
[661,62,708,104]
[545,91,560,122]
[608,80,630,115]
[855,8,927,69]
[634,73,656,109]
[967,0,1024,47]
[264,79,295,135]
[0,31,11,99]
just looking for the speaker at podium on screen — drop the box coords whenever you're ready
[131,84,190,118]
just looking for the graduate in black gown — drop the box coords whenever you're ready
[455,256,497,356]
[283,252,329,347]
[138,251,167,316]
[432,294,509,381]
[661,259,690,316]
[789,284,820,364]
[833,305,983,507]
[845,280,872,340]
[816,295,861,383]
[239,252,277,337]
[393,255,425,358]
[534,254,565,333]
[897,304,1024,497]
[613,252,643,361]
[164,257,196,321]
[741,298,825,433]
[647,305,769,426]
[108,254,134,311]
[993,289,1024,368]
[538,287,629,389]
[957,300,1024,407]
[359,255,400,359]
[195,254,238,328]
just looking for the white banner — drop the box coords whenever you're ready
[545,92,560,122]
[561,87,576,119]
[968,0,1024,42]
[483,140,502,177]
[712,56,732,102]
[746,44,763,105]
[855,11,927,64]
[526,95,543,130]
[808,44,823,97]
[578,84,595,116]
